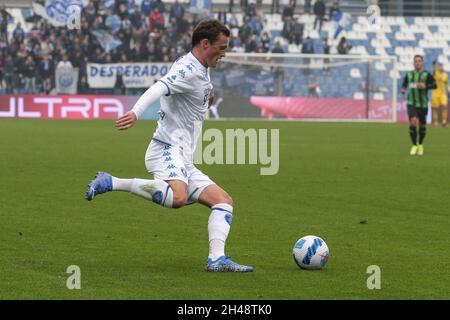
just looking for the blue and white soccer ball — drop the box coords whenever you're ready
[293,235,329,270]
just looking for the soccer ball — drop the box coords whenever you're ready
[293,235,329,270]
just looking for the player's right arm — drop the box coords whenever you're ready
[116,81,169,130]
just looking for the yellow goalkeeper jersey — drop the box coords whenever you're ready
[433,71,448,96]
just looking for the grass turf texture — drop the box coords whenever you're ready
[0,119,449,299]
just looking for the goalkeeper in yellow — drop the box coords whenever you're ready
[431,61,449,128]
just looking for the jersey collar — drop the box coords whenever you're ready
[189,51,208,71]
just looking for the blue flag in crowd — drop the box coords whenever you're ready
[105,15,121,33]
[332,11,352,39]
[92,29,122,53]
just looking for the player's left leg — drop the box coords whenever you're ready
[417,108,427,156]
[186,166,253,272]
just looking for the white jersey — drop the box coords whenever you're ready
[153,52,213,164]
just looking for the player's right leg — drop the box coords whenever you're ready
[185,166,253,272]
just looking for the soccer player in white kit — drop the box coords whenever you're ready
[85,20,253,272]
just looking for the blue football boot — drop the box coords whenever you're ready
[205,256,254,272]
[85,172,113,201]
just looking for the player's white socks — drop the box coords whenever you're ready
[208,203,233,261]
[112,177,173,208]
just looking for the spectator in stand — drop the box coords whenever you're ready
[245,34,258,53]
[228,0,234,13]
[282,16,295,44]
[244,2,257,22]
[149,7,165,31]
[256,42,265,53]
[304,0,312,13]
[90,47,106,63]
[4,54,14,93]
[271,0,280,14]
[260,31,271,52]
[117,2,129,20]
[170,0,185,24]
[313,0,326,33]
[302,36,314,54]
[282,4,294,21]
[230,36,245,52]
[16,42,28,62]
[337,36,352,54]
[12,22,25,40]
[329,1,341,21]
[131,41,149,62]
[228,13,238,29]
[78,75,90,94]
[0,6,12,43]
[24,55,36,94]
[13,52,26,94]
[218,10,227,25]
[37,54,54,94]
[249,15,264,37]
[57,54,73,69]
[84,1,97,26]
[308,75,320,97]
[293,18,304,45]
[302,36,314,74]
[122,16,132,32]
[152,0,166,13]
[140,0,153,16]
[272,41,285,54]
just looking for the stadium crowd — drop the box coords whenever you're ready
[0,0,345,94]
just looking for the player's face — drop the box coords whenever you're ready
[414,57,423,71]
[206,33,229,68]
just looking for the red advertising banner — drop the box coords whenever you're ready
[0,94,139,119]
[250,97,409,122]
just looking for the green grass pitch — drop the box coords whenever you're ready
[0,119,449,299]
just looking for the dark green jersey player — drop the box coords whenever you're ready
[401,55,437,156]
